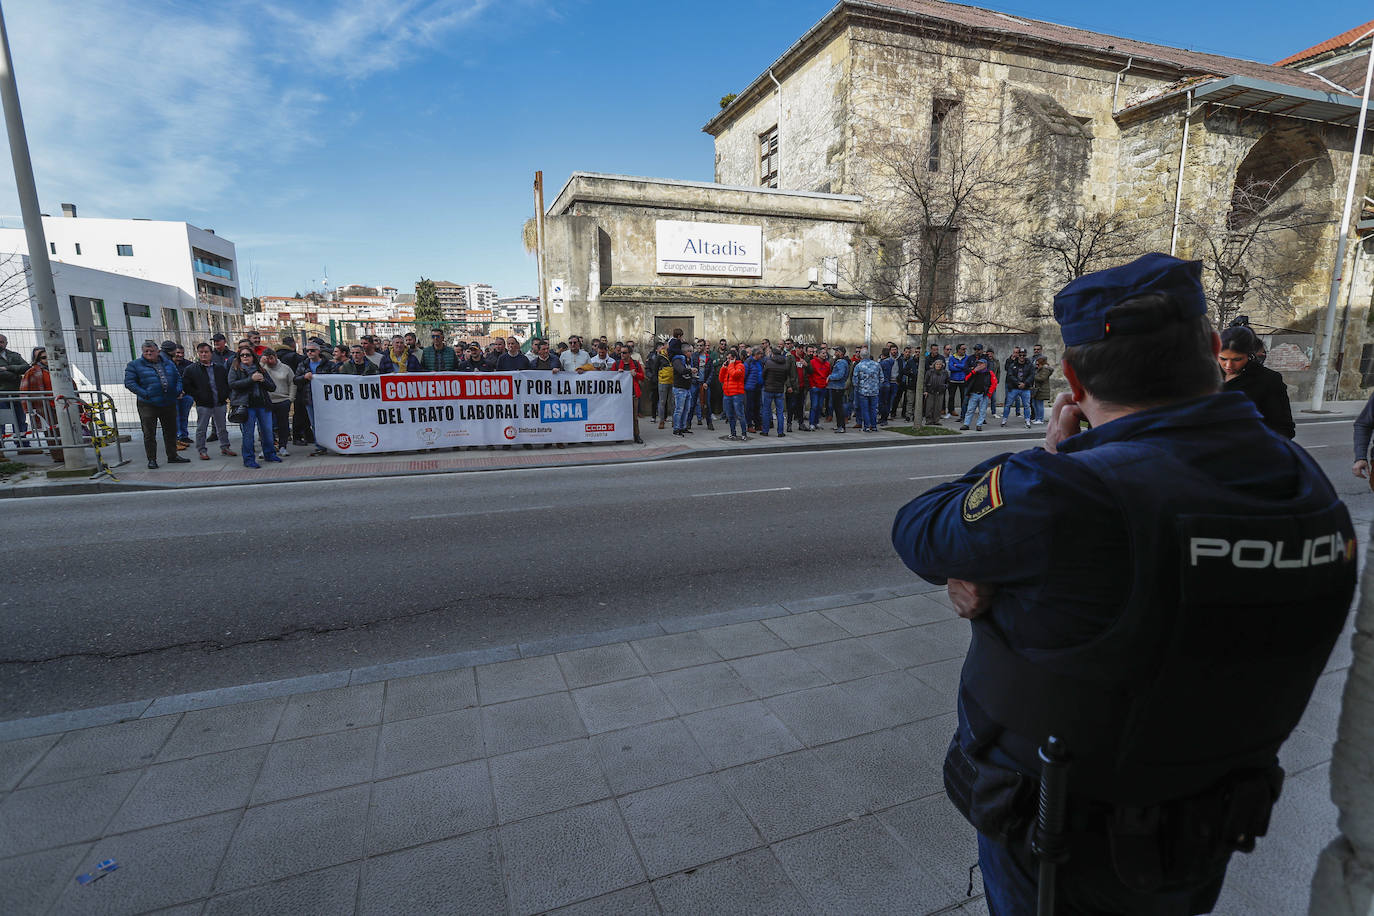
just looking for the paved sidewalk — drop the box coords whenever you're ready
[0,583,1353,915]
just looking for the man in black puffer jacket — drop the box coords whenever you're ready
[760,351,794,437]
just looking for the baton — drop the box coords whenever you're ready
[1032,736,1071,916]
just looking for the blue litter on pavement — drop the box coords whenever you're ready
[76,859,118,885]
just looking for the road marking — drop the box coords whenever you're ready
[1305,445,1330,449]
[908,474,957,481]
[112,528,247,542]
[691,487,792,497]
[411,505,552,519]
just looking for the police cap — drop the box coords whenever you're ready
[1054,253,1206,347]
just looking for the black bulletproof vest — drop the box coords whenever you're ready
[960,439,1355,805]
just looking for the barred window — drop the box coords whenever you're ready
[760,126,779,188]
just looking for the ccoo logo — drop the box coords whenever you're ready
[503,426,517,440]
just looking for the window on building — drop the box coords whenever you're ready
[74,243,82,255]
[920,227,958,316]
[49,242,56,254]
[124,302,151,358]
[653,317,694,346]
[70,296,110,352]
[928,99,960,172]
[1360,343,1374,388]
[759,126,779,188]
[116,244,134,256]
[161,307,179,339]
[789,318,824,346]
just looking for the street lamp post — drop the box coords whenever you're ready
[1310,28,1374,412]
[0,0,86,471]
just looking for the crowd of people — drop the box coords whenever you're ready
[0,315,1299,469]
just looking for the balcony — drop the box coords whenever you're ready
[198,291,236,311]
[193,258,233,280]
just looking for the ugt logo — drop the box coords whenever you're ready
[335,434,352,450]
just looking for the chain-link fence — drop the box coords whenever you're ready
[0,325,257,431]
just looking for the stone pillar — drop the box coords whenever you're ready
[1309,520,1374,914]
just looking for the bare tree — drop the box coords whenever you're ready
[0,252,32,324]
[1179,161,1331,329]
[845,129,1031,428]
[1024,207,1161,295]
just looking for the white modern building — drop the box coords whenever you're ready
[0,205,241,341]
[0,205,243,415]
[465,283,499,313]
[495,295,540,324]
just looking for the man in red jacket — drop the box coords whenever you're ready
[807,347,830,430]
[615,343,646,444]
[788,341,811,431]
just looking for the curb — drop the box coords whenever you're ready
[0,428,1043,497]
[0,409,1348,498]
[0,582,943,741]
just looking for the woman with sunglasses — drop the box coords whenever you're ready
[19,347,62,462]
[227,348,281,468]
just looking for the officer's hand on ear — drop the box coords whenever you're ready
[948,578,996,620]
[1354,459,1369,480]
[1044,392,1085,455]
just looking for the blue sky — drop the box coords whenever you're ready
[0,0,1360,300]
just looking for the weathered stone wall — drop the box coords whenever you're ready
[541,174,911,344]
[710,13,1374,380]
[712,29,852,194]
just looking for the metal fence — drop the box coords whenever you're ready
[0,388,128,474]
[0,325,257,423]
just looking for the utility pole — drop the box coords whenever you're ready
[0,0,86,471]
[534,172,548,336]
[1310,28,1374,412]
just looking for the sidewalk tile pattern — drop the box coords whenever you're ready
[0,584,1349,914]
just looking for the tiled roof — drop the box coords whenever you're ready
[1275,20,1374,66]
[855,0,1348,97]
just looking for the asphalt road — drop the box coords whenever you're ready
[1,418,1365,719]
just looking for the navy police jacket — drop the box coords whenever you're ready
[892,392,1354,805]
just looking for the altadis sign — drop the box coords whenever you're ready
[655,219,763,278]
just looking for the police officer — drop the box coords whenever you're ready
[891,254,1355,914]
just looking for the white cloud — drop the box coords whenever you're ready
[0,0,499,219]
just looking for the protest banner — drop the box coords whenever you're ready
[312,371,633,453]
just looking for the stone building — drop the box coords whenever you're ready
[543,0,1374,394]
[542,173,901,347]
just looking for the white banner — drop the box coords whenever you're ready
[312,371,634,454]
[656,219,762,277]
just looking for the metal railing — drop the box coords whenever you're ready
[0,388,127,477]
[2,325,248,420]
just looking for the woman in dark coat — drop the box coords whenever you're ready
[1219,326,1294,439]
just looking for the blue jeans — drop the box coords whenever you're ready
[761,391,786,433]
[962,392,989,427]
[240,407,278,464]
[671,387,693,431]
[1031,398,1045,422]
[808,389,828,427]
[828,389,848,428]
[856,393,878,429]
[176,394,193,440]
[694,382,712,422]
[723,394,745,436]
[657,383,674,422]
[745,388,761,429]
[1002,388,1030,419]
[878,383,893,422]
